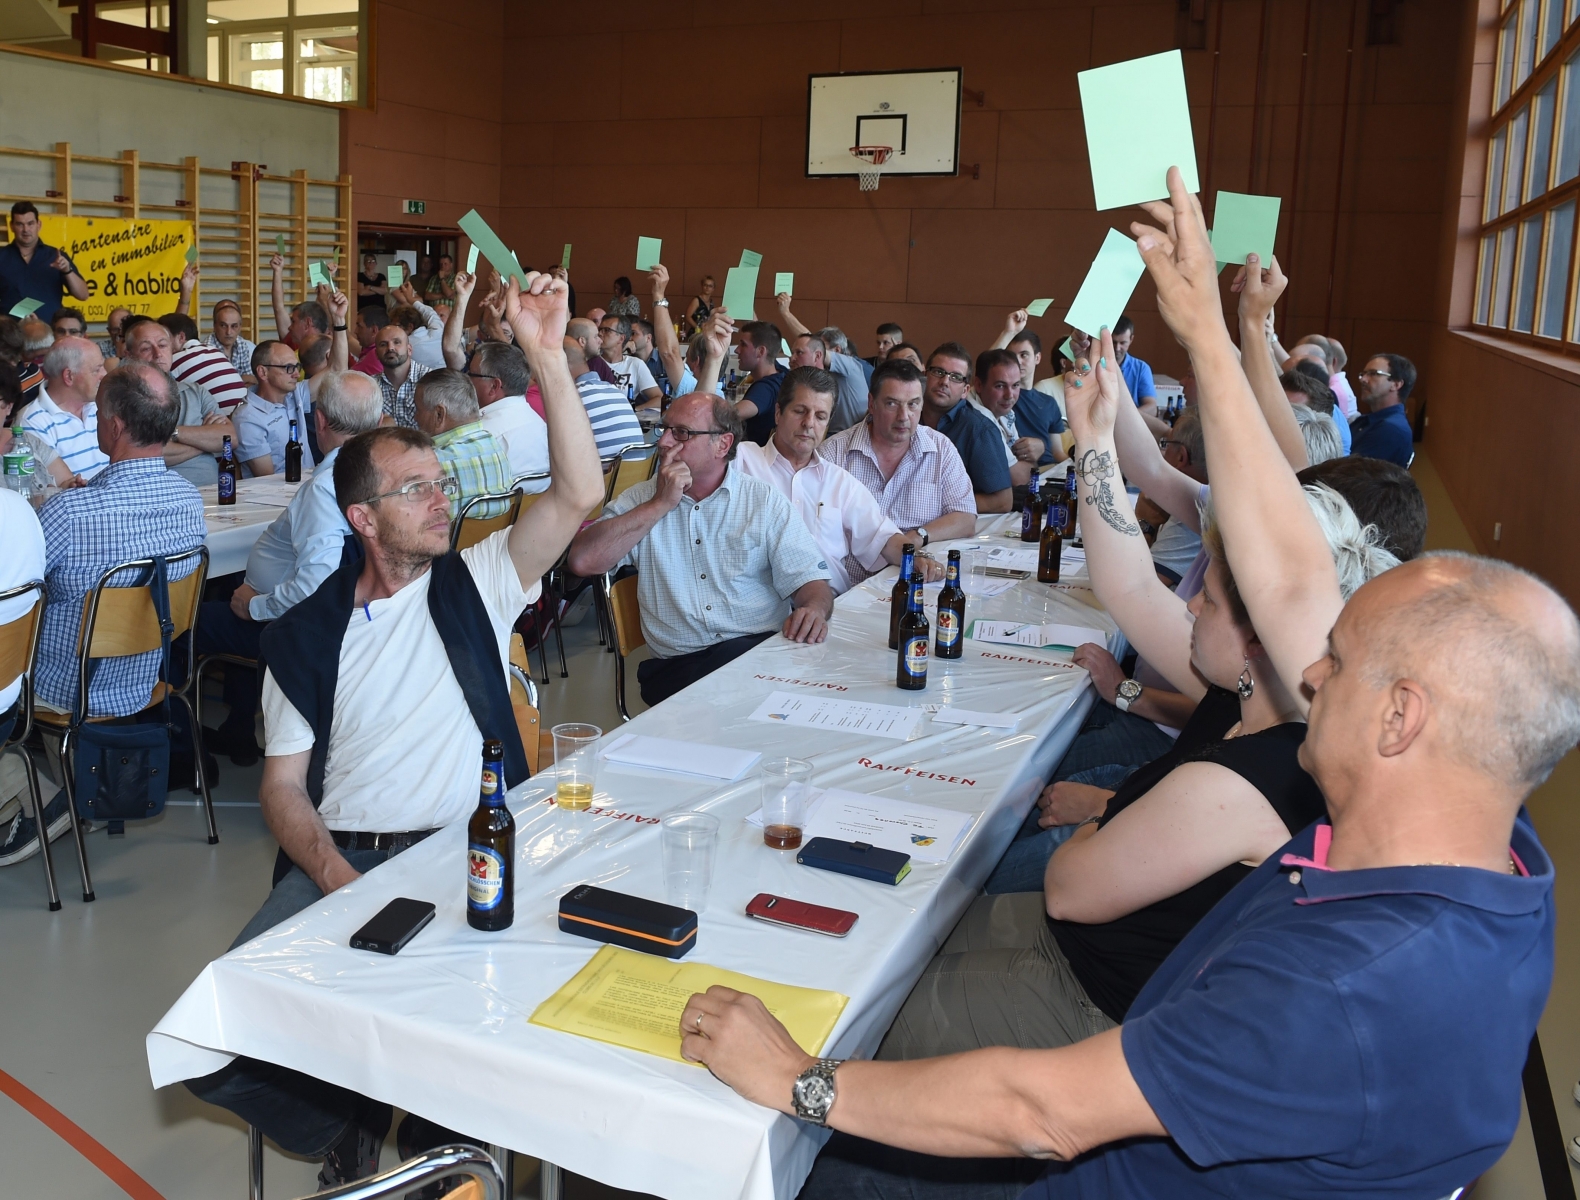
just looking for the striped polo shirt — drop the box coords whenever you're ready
[172,341,249,411]
[17,385,109,479]
[574,370,645,459]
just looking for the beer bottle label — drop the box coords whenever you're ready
[903,635,928,678]
[218,472,235,502]
[481,765,501,801]
[936,609,959,648]
[1048,503,1068,528]
[467,844,506,910]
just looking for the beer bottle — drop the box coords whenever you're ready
[217,435,238,505]
[1019,474,1042,543]
[896,571,929,690]
[467,737,515,932]
[889,542,915,650]
[284,420,303,483]
[935,549,965,660]
[1059,464,1078,538]
[1038,500,1064,583]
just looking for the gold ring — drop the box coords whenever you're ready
[695,1013,704,1032]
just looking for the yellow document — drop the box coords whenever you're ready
[530,945,849,1064]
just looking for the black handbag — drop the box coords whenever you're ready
[71,557,175,829]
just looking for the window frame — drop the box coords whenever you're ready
[202,0,364,105]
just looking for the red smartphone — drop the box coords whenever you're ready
[745,893,858,937]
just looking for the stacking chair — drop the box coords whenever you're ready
[248,1132,505,1200]
[32,547,216,902]
[0,579,78,911]
[591,444,658,652]
[450,489,523,552]
[507,632,554,774]
[597,572,644,722]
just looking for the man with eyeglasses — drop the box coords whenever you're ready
[597,313,662,407]
[818,358,978,548]
[1349,354,1416,469]
[914,343,1014,514]
[186,272,607,1187]
[239,340,315,476]
[568,391,834,707]
[468,339,550,491]
[50,306,85,341]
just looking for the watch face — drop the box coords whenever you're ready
[796,1072,835,1113]
[1118,680,1142,700]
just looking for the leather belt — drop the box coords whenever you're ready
[331,828,438,854]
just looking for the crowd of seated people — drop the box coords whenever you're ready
[0,179,1573,1200]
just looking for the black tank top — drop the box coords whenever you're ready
[1049,694,1325,1022]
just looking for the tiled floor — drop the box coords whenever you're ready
[0,450,1573,1199]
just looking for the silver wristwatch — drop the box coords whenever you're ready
[654,298,670,308]
[1115,678,1143,713]
[791,1058,843,1125]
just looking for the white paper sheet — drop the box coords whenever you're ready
[236,477,304,508]
[931,707,1019,730]
[803,788,973,864]
[974,546,1038,571]
[969,620,1108,650]
[599,732,761,781]
[748,691,922,741]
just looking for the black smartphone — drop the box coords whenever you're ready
[350,897,436,955]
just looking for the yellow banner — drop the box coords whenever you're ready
[38,216,194,325]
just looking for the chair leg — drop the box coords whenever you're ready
[614,648,631,724]
[548,578,569,679]
[177,694,220,844]
[12,747,60,912]
[248,1124,264,1200]
[58,727,94,903]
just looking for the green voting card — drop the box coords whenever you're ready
[275,233,285,256]
[184,244,198,263]
[1026,298,1054,317]
[1059,337,1074,361]
[8,297,42,318]
[1209,192,1280,266]
[561,243,572,270]
[1078,50,1200,211]
[774,272,794,295]
[387,262,404,288]
[636,237,662,271]
[740,248,763,270]
[308,261,330,287]
[458,209,527,286]
[722,265,757,321]
[1064,229,1145,337]
[466,244,479,273]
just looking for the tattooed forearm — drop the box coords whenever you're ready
[1076,447,1141,537]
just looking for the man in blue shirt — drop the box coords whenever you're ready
[676,553,1576,1200]
[1006,330,1067,466]
[920,342,1012,511]
[734,321,789,447]
[1350,352,1416,468]
[1113,315,1165,434]
[0,202,90,324]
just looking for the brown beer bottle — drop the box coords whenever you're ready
[1059,464,1078,538]
[896,572,929,690]
[284,419,303,483]
[889,543,915,650]
[466,738,514,931]
[1038,500,1064,583]
[216,435,238,505]
[1019,474,1042,543]
[935,549,965,659]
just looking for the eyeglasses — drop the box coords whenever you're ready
[1158,438,1186,452]
[1359,369,1393,379]
[261,361,302,374]
[364,476,460,505]
[656,423,725,442]
[926,366,969,385]
[465,370,499,382]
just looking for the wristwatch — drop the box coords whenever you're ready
[654,298,670,309]
[1115,678,1143,713]
[792,1059,843,1125]
[917,526,930,548]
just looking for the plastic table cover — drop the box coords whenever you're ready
[147,514,1117,1200]
[199,476,300,576]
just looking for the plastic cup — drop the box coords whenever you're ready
[661,811,719,912]
[552,722,601,810]
[760,757,813,850]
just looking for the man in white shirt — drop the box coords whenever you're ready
[17,337,109,480]
[185,271,606,1188]
[160,311,249,411]
[736,367,942,594]
[596,313,662,405]
[468,340,549,491]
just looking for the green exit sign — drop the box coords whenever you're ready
[402,200,426,215]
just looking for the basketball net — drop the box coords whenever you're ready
[850,146,893,192]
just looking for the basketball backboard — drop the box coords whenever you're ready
[806,68,962,179]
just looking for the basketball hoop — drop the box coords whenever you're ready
[850,145,893,192]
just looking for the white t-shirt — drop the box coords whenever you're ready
[605,355,657,397]
[0,489,46,712]
[261,531,540,832]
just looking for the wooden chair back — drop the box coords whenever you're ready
[607,573,644,657]
[452,490,523,551]
[0,580,44,700]
[77,551,207,660]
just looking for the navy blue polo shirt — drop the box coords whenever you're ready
[1029,815,1553,1200]
[1013,387,1065,466]
[0,241,78,323]
[741,364,788,446]
[1349,403,1414,468]
[935,397,1011,494]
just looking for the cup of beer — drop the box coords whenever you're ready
[760,757,814,849]
[551,722,602,810]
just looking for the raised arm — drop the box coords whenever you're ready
[1065,332,1201,699]
[773,292,809,339]
[1231,255,1307,471]
[990,308,1028,351]
[1132,169,1341,712]
[175,262,198,316]
[568,443,687,576]
[270,253,289,341]
[324,285,350,373]
[503,274,605,587]
[649,264,687,393]
[694,308,732,397]
[442,271,476,370]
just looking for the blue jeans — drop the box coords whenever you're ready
[982,763,1136,894]
[193,599,265,735]
[798,1132,1044,1200]
[185,847,391,1156]
[1050,702,1176,782]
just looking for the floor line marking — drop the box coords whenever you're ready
[0,1065,169,1200]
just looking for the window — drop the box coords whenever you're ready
[1473,0,1580,351]
[204,0,362,104]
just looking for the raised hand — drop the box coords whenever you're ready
[649,262,670,302]
[1003,308,1029,339]
[503,271,570,355]
[1067,329,1092,362]
[180,262,199,292]
[774,290,793,309]
[394,281,417,306]
[269,253,285,277]
[1230,252,1287,326]
[1064,326,1123,443]
[453,270,477,308]
[325,284,350,327]
[1130,166,1226,351]
[701,308,733,361]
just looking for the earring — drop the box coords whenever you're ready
[1236,658,1255,700]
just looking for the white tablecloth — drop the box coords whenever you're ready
[147,516,1115,1200]
[200,476,300,577]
